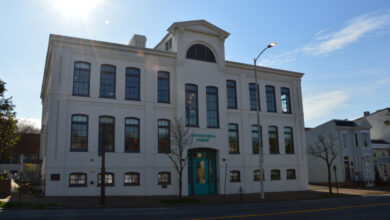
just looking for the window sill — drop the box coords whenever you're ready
[124,150,140,153]
[99,96,116,99]
[72,94,90,97]
[69,184,87,187]
[125,98,141,101]
[157,101,170,104]
[124,183,140,186]
[229,152,240,155]
[97,184,115,187]
[158,183,171,185]
[70,149,88,152]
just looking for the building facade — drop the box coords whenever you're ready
[40,20,308,196]
[371,140,390,183]
[306,119,375,186]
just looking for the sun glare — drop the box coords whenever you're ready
[49,0,102,21]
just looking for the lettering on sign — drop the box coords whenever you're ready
[192,134,216,142]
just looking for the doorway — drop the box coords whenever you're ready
[188,149,216,195]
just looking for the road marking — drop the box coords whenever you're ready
[191,202,390,220]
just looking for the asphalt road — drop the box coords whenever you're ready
[1,195,390,219]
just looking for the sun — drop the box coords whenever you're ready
[49,0,102,21]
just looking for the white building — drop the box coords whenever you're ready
[306,119,375,186]
[40,20,308,196]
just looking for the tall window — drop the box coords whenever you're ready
[269,126,279,154]
[281,87,291,113]
[185,84,198,127]
[284,127,294,154]
[125,118,140,152]
[100,65,116,98]
[230,170,240,182]
[98,172,114,186]
[249,83,260,111]
[158,71,170,103]
[73,61,90,96]
[158,172,171,185]
[355,133,359,147]
[271,169,281,181]
[343,132,348,148]
[286,169,296,180]
[206,86,219,128]
[228,124,239,154]
[99,116,115,153]
[124,172,140,186]
[362,133,369,147]
[125,67,140,101]
[186,44,216,63]
[266,85,276,112]
[158,119,170,153]
[226,80,237,109]
[70,115,88,151]
[69,173,87,187]
[252,125,262,154]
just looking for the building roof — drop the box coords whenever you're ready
[371,139,389,144]
[354,107,390,122]
[334,120,357,127]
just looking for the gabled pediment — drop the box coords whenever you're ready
[167,20,230,39]
[357,118,372,129]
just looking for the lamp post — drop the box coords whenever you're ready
[254,42,276,200]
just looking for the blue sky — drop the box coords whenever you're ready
[1,0,390,128]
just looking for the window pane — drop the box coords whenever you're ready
[99,117,115,152]
[271,170,280,180]
[158,72,170,103]
[206,87,219,128]
[281,88,291,113]
[226,80,237,109]
[125,68,140,100]
[124,173,139,185]
[284,127,294,154]
[158,172,170,184]
[71,115,88,151]
[266,86,276,112]
[158,120,170,153]
[73,62,90,96]
[100,65,116,98]
[185,84,198,126]
[269,126,279,154]
[69,173,86,186]
[252,125,261,154]
[125,118,139,152]
[230,171,240,182]
[287,169,296,180]
[228,124,239,153]
[249,83,260,111]
[186,44,216,63]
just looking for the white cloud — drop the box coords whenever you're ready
[303,11,390,55]
[303,90,349,122]
[259,49,298,67]
[16,117,41,129]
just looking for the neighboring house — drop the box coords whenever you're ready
[355,108,390,143]
[0,133,40,182]
[40,20,308,196]
[306,119,375,186]
[371,140,390,183]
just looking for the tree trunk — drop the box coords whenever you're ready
[179,170,183,199]
[327,165,333,194]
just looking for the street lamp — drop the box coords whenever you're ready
[254,42,276,200]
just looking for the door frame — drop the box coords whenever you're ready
[188,148,217,196]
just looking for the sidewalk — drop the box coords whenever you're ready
[1,185,390,209]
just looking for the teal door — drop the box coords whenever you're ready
[189,150,216,195]
[192,158,209,195]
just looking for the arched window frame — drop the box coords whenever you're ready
[186,43,216,63]
[72,61,91,97]
[124,117,140,153]
[99,64,116,99]
[70,114,89,152]
[185,84,199,127]
[125,67,141,101]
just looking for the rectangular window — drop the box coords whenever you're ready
[254,170,264,181]
[226,80,237,109]
[286,169,296,180]
[206,86,219,128]
[158,71,170,103]
[158,119,170,153]
[362,133,369,147]
[72,61,90,96]
[271,169,281,181]
[99,65,116,98]
[284,127,294,154]
[228,124,239,154]
[355,133,359,147]
[249,83,260,111]
[51,174,60,181]
[99,116,115,153]
[125,67,140,100]
[269,126,279,154]
[230,170,240,182]
[266,85,276,112]
[252,125,262,154]
[281,87,291,113]
[343,132,347,148]
[98,172,114,186]
[124,172,140,186]
[158,172,171,185]
[69,173,87,187]
[185,84,198,126]
[71,115,88,151]
[125,118,140,152]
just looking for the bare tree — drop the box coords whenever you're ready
[307,134,339,194]
[166,117,195,198]
[17,121,40,134]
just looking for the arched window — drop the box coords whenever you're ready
[73,61,90,96]
[70,114,88,151]
[125,117,140,152]
[125,67,140,101]
[186,44,216,63]
[284,127,294,154]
